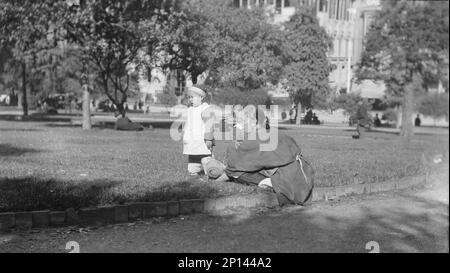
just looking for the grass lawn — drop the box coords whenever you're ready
[0,118,448,212]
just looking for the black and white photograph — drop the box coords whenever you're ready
[0,0,448,258]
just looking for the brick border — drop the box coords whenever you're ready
[0,174,429,232]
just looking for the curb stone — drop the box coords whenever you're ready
[0,213,15,231]
[49,211,66,226]
[0,174,429,232]
[32,210,50,228]
[14,212,32,229]
[143,202,167,218]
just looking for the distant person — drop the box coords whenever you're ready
[415,114,421,127]
[312,113,319,125]
[374,113,381,127]
[42,101,49,113]
[355,101,372,135]
[70,99,77,113]
[289,108,296,123]
[304,109,313,124]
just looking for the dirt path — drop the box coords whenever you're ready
[0,165,448,253]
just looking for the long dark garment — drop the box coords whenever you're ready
[225,133,314,206]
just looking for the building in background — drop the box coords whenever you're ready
[234,0,383,100]
[139,0,383,104]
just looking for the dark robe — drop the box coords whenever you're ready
[225,133,314,206]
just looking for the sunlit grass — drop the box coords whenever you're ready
[0,120,448,212]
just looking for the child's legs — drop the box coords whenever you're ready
[187,162,203,175]
[187,154,211,175]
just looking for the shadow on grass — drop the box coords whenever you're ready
[0,177,219,212]
[133,180,220,203]
[0,144,43,156]
[344,128,448,137]
[0,114,72,123]
[44,123,115,130]
[0,128,43,132]
[43,121,172,130]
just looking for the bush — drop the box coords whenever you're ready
[157,90,178,108]
[382,109,397,122]
[416,92,449,122]
[332,93,372,117]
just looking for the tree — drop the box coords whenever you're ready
[210,86,269,107]
[160,0,217,85]
[0,1,67,117]
[201,1,283,90]
[332,92,373,125]
[0,46,21,105]
[281,8,334,125]
[157,87,178,113]
[356,0,449,139]
[63,0,179,126]
[416,92,449,126]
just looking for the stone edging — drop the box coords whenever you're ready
[0,174,429,232]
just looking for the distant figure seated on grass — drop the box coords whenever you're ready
[374,114,381,127]
[203,130,314,206]
[415,114,421,127]
[114,112,144,131]
[312,113,320,125]
[353,102,372,135]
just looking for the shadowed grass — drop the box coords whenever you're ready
[0,177,222,212]
[0,144,43,157]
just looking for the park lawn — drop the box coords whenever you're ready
[0,119,448,212]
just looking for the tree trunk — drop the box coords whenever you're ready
[17,91,22,110]
[191,73,198,85]
[82,83,91,130]
[295,102,302,125]
[21,62,28,117]
[396,105,402,129]
[400,82,415,140]
[117,103,126,118]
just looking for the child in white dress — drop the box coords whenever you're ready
[183,86,215,177]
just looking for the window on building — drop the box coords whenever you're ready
[243,0,248,7]
[335,0,341,20]
[285,0,290,7]
[234,0,240,7]
[275,0,282,13]
[329,0,334,19]
[319,0,327,12]
[267,0,274,5]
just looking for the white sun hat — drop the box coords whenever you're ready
[186,86,206,97]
